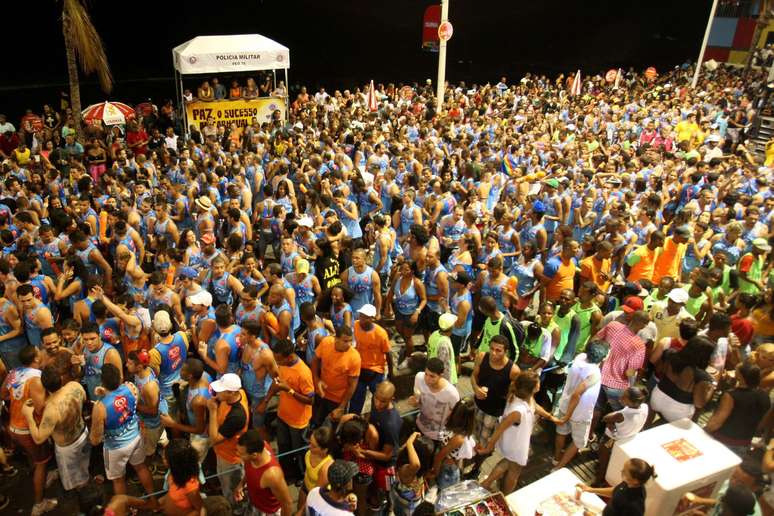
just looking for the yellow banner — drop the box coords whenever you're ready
[185,97,287,130]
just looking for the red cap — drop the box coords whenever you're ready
[621,296,644,313]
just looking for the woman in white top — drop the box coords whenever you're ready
[476,370,555,494]
[595,386,649,485]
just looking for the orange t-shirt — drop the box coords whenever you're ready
[627,245,660,283]
[315,337,361,403]
[652,237,686,283]
[545,257,576,301]
[278,359,314,429]
[168,477,200,510]
[353,322,390,374]
[214,390,249,464]
[7,368,41,432]
[580,255,612,292]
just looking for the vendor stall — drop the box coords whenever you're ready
[606,418,740,516]
[506,468,606,515]
[172,33,290,137]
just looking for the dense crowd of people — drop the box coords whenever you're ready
[0,62,773,516]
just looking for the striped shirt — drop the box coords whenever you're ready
[597,321,645,390]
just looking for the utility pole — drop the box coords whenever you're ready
[692,0,720,88]
[436,0,450,111]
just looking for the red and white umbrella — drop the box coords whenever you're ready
[81,101,136,126]
[366,80,378,112]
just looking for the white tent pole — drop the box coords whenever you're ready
[284,68,289,122]
[692,0,720,88]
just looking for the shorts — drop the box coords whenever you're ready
[395,311,418,329]
[190,434,212,464]
[451,334,467,356]
[251,398,268,428]
[10,430,52,465]
[374,465,396,491]
[556,414,592,449]
[104,435,145,480]
[473,407,499,449]
[164,394,179,419]
[420,307,440,334]
[596,385,625,411]
[55,428,91,490]
[142,425,168,457]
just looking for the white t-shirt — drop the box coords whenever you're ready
[414,372,460,440]
[557,354,601,422]
[497,397,533,465]
[305,487,354,516]
[605,404,649,441]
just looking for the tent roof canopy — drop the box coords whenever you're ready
[173,34,290,75]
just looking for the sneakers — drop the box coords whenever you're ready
[31,498,58,516]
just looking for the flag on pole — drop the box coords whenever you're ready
[614,68,622,90]
[570,70,582,96]
[367,80,378,112]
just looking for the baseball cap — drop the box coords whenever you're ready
[357,304,377,318]
[327,460,359,489]
[753,237,772,252]
[177,266,198,279]
[544,178,559,189]
[210,373,242,392]
[188,290,213,307]
[450,271,472,285]
[674,225,692,239]
[295,259,310,274]
[153,310,172,333]
[439,313,458,331]
[532,200,547,213]
[200,233,216,245]
[667,288,689,304]
[621,296,644,314]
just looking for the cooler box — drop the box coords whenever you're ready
[606,418,741,516]
[506,468,606,515]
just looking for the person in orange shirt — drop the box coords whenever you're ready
[350,304,393,414]
[626,231,665,283]
[540,239,580,302]
[580,241,613,293]
[312,325,361,427]
[260,338,315,483]
[207,373,249,507]
[652,226,690,284]
[0,346,54,514]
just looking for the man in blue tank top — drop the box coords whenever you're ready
[89,363,156,502]
[78,321,123,401]
[126,350,168,464]
[148,311,187,419]
[197,304,242,378]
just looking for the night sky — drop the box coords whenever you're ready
[1,0,711,119]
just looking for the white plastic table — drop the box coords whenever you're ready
[606,418,741,516]
[506,467,606,515]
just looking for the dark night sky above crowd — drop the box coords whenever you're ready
[1,0,712,118]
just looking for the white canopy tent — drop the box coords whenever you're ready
[172,34,291,132]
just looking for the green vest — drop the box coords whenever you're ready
[739,253,764,295]
[685,292,706,317]
[572,301,600,354]
[480,316,520,361]
[428,331,457,384]
[551,308,576,361]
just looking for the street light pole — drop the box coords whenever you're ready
[692,0,720,88]
[436,0,449,112]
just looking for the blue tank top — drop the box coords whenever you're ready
[155,332,187,397]
[358,188,379,217]
[306,323,330,365]
[512,258,538,297]
[372,233,393,275]
[330,304,353,330]
[211,326,242,378]
[206,271,234,306]
[99,318,121,348]
[235,303,263,326]
[84,343,115,400]
[29,275,50,307]
[498,227,517,273]
[23,305,45,348]
[186,374,212,438]
[271,300,296,345]
[347,266,375,315]
[451,290,473,337]
[101,383,140,450]
[442,218,466,245]
[77,243,99,276]
[480,272,508,313]
[134,370,168,429]
[148,289,175,318]
[0,301,15,336]
[446,252,474,278]
[289,273,316,306]
[400,205,417,236]
[280,251,298,276]
[337,201,362,239]
[241,341,273,401]
[394,279,419,316]
[425,264,448,313]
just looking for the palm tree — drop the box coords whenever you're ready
[62,0,113,140]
